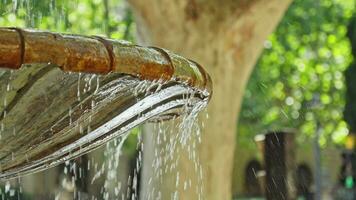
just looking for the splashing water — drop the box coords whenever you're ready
[0,64,209,199]
[141,100,207,200]
[0,1,211,199]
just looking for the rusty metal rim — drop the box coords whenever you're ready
[0,27,212,98]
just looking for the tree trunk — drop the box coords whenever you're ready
[128,0,292,199]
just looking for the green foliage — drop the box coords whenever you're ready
[1,0,353,148]
[0,0,135,41]
[239,0,355,147]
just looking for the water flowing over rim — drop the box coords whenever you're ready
[0,77,208,179]
[0,28,212,179]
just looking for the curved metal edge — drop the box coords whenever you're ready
[0,27,212,99]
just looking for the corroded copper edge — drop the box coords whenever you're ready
[0,27,212,97]
[91,35,114,73]
[9,27,25,69]
[147,46,175,80]
[0,28,22,69]
[188,59,212,97]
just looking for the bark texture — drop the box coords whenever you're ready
[128,0,292,199]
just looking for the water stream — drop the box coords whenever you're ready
[0,64,208,199]
[0,1,210,199]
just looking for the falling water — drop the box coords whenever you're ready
[0,63,209,199]
[0,1,210,199]
[141,100,207,200]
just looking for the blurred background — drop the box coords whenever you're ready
[0,0,356,199]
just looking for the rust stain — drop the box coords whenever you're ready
[0,28,22,69]
[11,28,25,68]
[140,62,173,80]
[91,36,115,73]
[147,46,175,79]
[0,27,212,93]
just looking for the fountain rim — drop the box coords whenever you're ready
[0,27,213,179]
[0,27,212,99]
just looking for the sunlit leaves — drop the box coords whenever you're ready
[0,0,135,41]
[239,0,355,147]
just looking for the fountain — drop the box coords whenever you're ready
[0,28,212,180]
